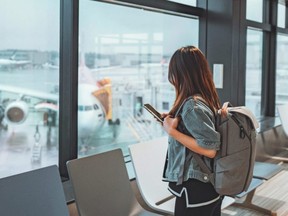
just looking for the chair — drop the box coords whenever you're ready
[0,165,69,216]
[278,104,288,137]
[263,104,288,162]
[66,148,158,216]
[129,137,235,215]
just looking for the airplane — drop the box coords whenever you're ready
[0,52,31,69]
[42,62,59,70]
[0,57,118,149]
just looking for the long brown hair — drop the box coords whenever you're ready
[168,46,220,115]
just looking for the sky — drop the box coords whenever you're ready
[0,0,60,51]
[79,1,198,54]
[0,0,286,53]
[0,0,199,54]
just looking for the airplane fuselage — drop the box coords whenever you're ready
[77,83,106,144]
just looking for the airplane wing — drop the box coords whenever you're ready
[0,84,58,102]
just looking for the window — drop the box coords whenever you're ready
[244,0,285,117]
[276,34,288,107]
[245,29,263,117]
[246,0,263,22]
[277,2,286,28]
[0,0,60,178]
[78,0,199,157]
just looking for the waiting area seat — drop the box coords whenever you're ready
[256,104,288,163]
[66,148,159,216]
[233,177,278,216]
[278,104,288,137]
[129,137,235,215]
[0,165,69,216]
[253,161,283,180]
[129,136,283,216]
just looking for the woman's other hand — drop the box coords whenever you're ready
[162,115,180,136]
[220,106,228,117]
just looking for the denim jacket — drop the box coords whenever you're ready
[163,97,221,184]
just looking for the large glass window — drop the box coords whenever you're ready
[277,2,286,28]
[0,0,60,178]
[246,0,263,23]
[78,0,199,157]
[245,29,263,117]
[276,34,288,108]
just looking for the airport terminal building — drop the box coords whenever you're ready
[0,0,288,215]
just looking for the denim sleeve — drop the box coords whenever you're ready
[181,102,221,150]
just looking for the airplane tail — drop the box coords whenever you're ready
[9,51,17,60]
[92,78,112,120]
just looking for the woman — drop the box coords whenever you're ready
[162,46,222,216]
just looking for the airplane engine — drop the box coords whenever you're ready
[4,101,29,124]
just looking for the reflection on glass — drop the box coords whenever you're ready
[277,3,286,28]
[167,0,197,6]
[246,0,263,22]
[245,29,263,117]
[276,34,288,112]
[78,0,199,157]
[0,0,59,178]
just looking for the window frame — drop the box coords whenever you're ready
[243,0,288,118]
[59,0,206,178]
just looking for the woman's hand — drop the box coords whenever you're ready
[220,106,228,117]
[162,115,180,136]
[161,113,169,119]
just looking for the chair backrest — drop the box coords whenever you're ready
[129,136,175,215]
[277,104,288,137]
[0,165,69,216]
[67,148,138,216]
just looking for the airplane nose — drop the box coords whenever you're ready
[78,110,104,138]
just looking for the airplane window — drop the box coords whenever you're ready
[78,0,199,158]
[85,106,93,111]
[78,105,84,111]
[0,0,60,178]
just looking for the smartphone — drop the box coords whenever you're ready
[143,104,164,123]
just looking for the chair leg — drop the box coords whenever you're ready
[233,189,277,216]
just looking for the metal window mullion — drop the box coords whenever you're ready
[94,0,205,18]
[263,0,270,24]
[261,31,271,116]
[277,27,288,33]
[261,0,277,116]
[197,0,208,55]
[59,0,79,179]
[238,0,247,106]
[246,20,271,31]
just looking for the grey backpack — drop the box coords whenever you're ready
[177,98,259,196]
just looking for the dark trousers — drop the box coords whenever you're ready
[175,195,222,216]
[172,179,222,216]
